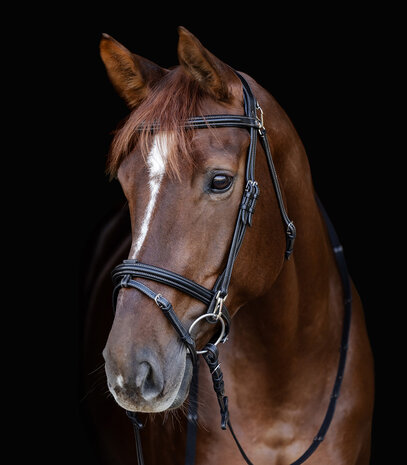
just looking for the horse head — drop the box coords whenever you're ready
[100,28,288,414]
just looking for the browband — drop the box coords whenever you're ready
[140,114,261,131]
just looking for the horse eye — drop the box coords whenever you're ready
[210,174,234,192]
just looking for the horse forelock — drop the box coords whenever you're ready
[107,67,209,180]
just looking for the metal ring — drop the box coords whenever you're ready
[188,313,226,355]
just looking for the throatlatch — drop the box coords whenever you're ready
[111,72,351,465]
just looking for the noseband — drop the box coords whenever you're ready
[110,72,351,465]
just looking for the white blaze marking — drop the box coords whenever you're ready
[130,134,169,259]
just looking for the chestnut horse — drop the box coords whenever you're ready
[81,28,374,464]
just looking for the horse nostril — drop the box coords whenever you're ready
[135,361,164,401]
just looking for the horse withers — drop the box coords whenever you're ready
[82,27,374,464]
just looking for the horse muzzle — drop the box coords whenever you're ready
[103,344,193,413]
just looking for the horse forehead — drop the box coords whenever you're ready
[147,133,171,177]
[194,125,248,144]
[119,133,173,182]
[192,127,250,158]
[146,128,247,166]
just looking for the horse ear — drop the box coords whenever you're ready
[100,33,168,108]
[177,26,241,102]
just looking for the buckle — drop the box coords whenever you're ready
[256,102,265,133]
[213,290,227,319]
[154,293,171,311]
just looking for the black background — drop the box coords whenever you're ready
[54,13,400,465]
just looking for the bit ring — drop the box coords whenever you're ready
[188,313,226,354]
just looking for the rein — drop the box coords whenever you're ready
[110,72,351,464]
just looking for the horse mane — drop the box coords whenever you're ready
[107,67,208,179]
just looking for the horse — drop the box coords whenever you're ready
[80,27,374,465]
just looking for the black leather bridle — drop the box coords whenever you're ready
[110,72,351,465]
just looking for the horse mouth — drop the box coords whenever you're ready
[168,355,194,409]
[106,352,194,413]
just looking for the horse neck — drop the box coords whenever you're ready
[226,87,344,406]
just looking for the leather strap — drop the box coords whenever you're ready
[202,344,229,430]
[137,114,260,132]
[112,259,232,342]
[126,411,145,465]
[113,260,215,306]
[184,362,199,465]
[184,115,260,130]
[258,129,296,258]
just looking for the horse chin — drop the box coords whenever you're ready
[168,356,194,410]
